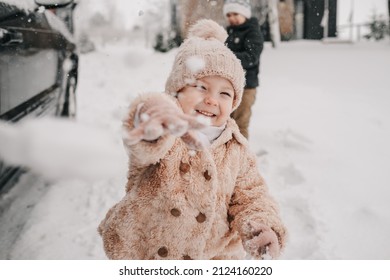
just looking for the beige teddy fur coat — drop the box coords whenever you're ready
[98,93,286,260]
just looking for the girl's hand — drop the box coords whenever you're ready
[124,96,206,150]
[244,221,281,260]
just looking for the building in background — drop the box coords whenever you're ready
[170,0,280,46]
[165,0,338,50]
[295,0,337,39]
[277,0,337,40]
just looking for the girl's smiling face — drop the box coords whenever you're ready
[178,75,235,127]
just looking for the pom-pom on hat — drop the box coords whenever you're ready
[223,0,252,19]
[165,19,245,112]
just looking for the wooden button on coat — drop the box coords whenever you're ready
[183,255,192,260]
[179,162,190,173]
[170,208,181,217]
[196,213,206,223]
[158,246,168,257]
[203,170,211,181]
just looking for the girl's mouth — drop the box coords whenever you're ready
[196,110,216,117]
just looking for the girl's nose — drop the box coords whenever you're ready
[204,95,218,106]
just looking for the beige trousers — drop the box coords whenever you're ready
[231,88,257,139]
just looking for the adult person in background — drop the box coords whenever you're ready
[223,0,264,139]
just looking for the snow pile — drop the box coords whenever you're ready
[0,118,124,182]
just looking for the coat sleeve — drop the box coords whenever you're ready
[228,148,287,251]
[122,92,177,167]
[233,29,264,70]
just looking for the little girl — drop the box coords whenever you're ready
[98,19,286,260]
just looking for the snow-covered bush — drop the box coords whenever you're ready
[364,13,390,41]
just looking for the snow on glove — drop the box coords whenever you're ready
[243,221,281,260]
[124,95,206,150]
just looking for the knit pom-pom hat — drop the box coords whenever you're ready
[165,19,245,112]
[223,0,252,19]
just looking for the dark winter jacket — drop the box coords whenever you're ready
[226,17,264,88]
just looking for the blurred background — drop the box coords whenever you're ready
[73,0,390,52]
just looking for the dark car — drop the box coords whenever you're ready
[0,0,78,192]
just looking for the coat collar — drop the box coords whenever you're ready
[210,118,248,149]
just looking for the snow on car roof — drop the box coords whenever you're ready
[1,0,36,11]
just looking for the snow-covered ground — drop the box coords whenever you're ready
[253,40,390,259]
[1,38,390,260]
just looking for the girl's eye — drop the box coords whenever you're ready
[221,92,232,98]
[195,85,207,91]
